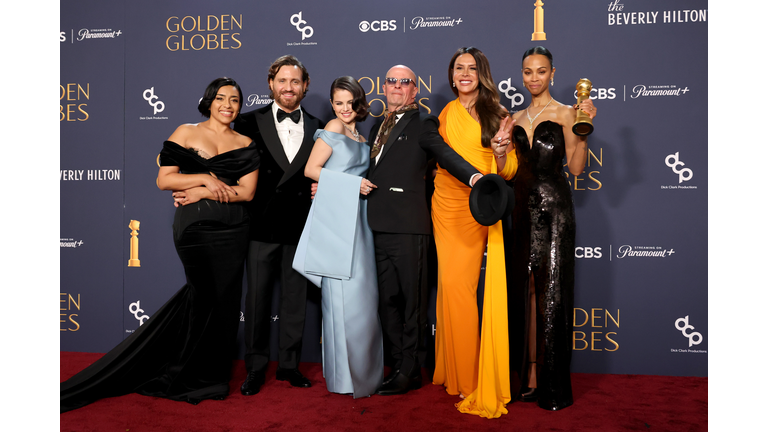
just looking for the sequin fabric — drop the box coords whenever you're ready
[510,120,575,411]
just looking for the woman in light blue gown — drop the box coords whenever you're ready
[293,76,383,398]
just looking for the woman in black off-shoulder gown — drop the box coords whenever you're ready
[507,47,597,411]
[61,78,259,413]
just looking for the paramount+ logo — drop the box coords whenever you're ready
[359,20,397,32]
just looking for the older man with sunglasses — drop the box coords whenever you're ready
[366,65,504,395]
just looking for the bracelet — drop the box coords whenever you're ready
[495,153,506,159]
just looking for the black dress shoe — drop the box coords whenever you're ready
[519,387,538,402]
[240,371,266,396]
[276,368,311,388]
[375,372,422,396]
[186,398,201,405]
[382,368,400,386]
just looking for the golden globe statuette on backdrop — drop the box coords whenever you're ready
[573,78,594,136]
[128,220,141,267]
[532,0,546,41]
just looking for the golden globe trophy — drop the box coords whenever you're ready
[573,78,594,136]
[128,220,141,267]
[532,0,546,41]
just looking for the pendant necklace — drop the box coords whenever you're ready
[526,97,554,131]
[343,123,361,142]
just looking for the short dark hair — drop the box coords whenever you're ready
[198,77,243,118]
[329,76,369,122]
[522,46,554,68]
[267,55,309,98]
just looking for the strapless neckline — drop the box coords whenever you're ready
[164,140,255,161]
[513,120,561,149]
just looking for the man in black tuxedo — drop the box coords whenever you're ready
[233,55,323,395]
[367,65,483,395]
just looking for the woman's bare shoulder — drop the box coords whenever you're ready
[324,118,345,134]
[167,123,200,147]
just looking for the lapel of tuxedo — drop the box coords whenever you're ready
[377,109,416,166]
[256,103,291,173]
[367,119,383,177]
[278,108,316,186]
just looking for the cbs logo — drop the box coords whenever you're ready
[359,20,397,32]
[575,247,602,259]
[573,88,616,100]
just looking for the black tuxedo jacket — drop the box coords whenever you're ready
[234,103,323,244]
[366,109,478,235]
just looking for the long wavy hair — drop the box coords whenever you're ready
[448,47,507,148]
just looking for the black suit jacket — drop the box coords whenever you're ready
[234,103,323,244]
[366,109,478,235]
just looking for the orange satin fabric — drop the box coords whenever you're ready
[431,99,517,418]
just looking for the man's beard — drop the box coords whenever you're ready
[275,91,303,111]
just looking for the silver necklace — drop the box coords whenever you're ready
[342,123,361,142]
[526,97,554,131]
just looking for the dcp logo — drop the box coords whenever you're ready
[290,12,314,40]
[573,87,616,100]
[498,78,525,109]
[359,20,397,32]
[665,152,693,183]
[129,300,150,326]
[143,87,165,115]
[575,247,602,259]
[675,315,702,347]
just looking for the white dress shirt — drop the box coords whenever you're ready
[272,103,304,163]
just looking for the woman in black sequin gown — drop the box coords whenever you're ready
[507,47,596,411]
[60,78,260,413]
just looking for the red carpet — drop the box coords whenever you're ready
[60,352,707,431]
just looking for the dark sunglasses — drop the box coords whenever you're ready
[385,77,415,87]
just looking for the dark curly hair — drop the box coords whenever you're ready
[329,76,369,122]
[197,77,243,119]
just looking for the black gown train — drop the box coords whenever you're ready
[508,121,576,411]
[60,141,259,413]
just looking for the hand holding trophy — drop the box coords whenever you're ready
[572,78,594,136]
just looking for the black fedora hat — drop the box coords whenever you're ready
[468,174,515,226]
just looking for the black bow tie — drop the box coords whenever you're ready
[277,108,301,124]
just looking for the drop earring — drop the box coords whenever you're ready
[550,77,554,86]
[452,82,456,88]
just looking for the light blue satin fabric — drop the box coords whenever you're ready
[293,130,383,398]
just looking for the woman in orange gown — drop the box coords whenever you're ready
[431,46,518,418]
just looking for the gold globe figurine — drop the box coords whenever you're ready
[573,78,594,136]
